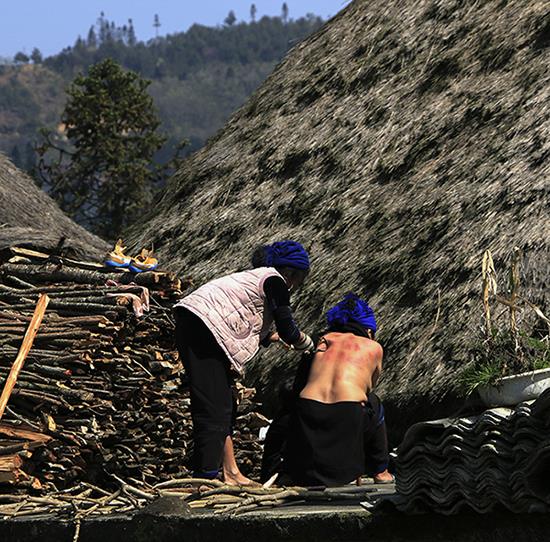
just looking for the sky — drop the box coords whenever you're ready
[0,0,352,59]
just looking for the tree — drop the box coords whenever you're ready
[224,10,237,26]
[250,4,257,23]
[127,19,137,47]
[74,36,86,52]
[282,3,289,23]
[110,21,117,42]
[36,59,168,238]
[97,12,108,44]
[30,48,43,64]
[14,51,29,64]
[153,14,161,38]
[87,26,97,48]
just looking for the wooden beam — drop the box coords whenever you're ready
[0,423,52,443]
[0,294,50,421]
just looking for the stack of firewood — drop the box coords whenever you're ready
[0,247,268,494]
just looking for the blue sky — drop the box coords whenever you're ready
[0,0,352,59]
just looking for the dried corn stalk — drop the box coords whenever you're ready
[482,250,497,338]
[508,247,522,338]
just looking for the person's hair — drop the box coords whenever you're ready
[277,266,309,285]
[326,321,375,339]
[251,245,309,284]
[251,245,268,268]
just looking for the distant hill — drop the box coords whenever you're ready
[1,14,324,170]
[0,64,66,170]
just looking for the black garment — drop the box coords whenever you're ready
[262,275,300,345]
[174,308,236,476]
[263,395,388,487]
[362,393,389,476]
[261,394,294,482]
[284,398,367,487]
[260,351,313,482]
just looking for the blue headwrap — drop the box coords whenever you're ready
[265,241,310,271]
[325,292,377,333]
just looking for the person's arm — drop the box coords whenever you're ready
[263,276,313,351]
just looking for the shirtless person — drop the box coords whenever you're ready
[263,293,393,487]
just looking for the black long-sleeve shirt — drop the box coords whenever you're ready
[262,275,301,345]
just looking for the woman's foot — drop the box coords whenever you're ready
[223,468,259,486]
[373,469,395,484]
[222,435,260,486]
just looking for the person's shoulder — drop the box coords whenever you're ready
[353,335,383,356]
[322,331,346,343]
[263,273,286,283]
[367,339,383,359]
[263,273,288,292]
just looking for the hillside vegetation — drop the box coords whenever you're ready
[1,13,324,167]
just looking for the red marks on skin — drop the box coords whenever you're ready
[302,332,381,403]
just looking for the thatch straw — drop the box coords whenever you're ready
[128,0,550,429]
[0,154,108,259]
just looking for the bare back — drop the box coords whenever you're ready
[299,332,383,403]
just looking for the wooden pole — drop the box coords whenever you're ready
[0,294,49,421]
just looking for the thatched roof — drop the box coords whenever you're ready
[129,0,550,424]
[0,154,108,259]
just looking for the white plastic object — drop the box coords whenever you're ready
[478,367,550,407]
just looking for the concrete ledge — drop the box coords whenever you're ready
[2,501,550,542]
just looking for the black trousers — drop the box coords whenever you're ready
[363,393,389,476]
[175,308,236,477]
[261,392,389,485]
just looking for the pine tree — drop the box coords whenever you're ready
[87,26,98,48]
[127,19,137,47]
[74,36,86,52]
[109,22,116,42]
[282,3,289,23]
[36,59,167,238]
[30,48,43,64]
[250,4,257,23]
[224,10,237,26]
[97,12,108,44]
[153,14,161,38]
[14,51,30,64]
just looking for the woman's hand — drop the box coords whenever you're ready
[268,331,280,343]
[292,332,315,353]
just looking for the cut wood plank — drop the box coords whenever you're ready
[10,246,111,272]
[2,264,123,285]
[9,247,50,260]
[0,424,51,443]
[0,454,23,470]
[0,453,28,484]
[0,294,50,421]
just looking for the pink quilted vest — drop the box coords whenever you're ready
[175,267,285,373]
